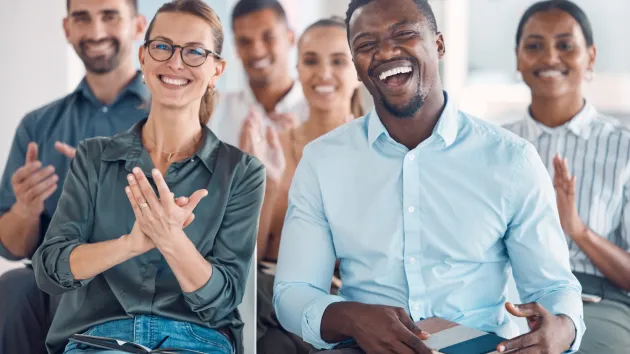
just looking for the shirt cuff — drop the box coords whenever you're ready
[183,265,225,310]
[537,293,585,353]
[301,294,346,350]
[55,243,88,287]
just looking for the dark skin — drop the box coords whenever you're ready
[518,10,630,293]
[320,1,576,353]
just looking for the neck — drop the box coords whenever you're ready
[302,106,351,141]
[84,61,137,105]
[250,74,294,113]
[530,92,585,128]
[376,87,446,150]
[143,103,203,156]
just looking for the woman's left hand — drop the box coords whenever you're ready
[126,167,208,244]
[553,154,588,240]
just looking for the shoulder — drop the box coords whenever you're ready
[20,92,79,132]
[459,111,532,153]
[216,140,265,185]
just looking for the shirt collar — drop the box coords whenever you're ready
[523,101,596,141]
[367,90,459,148]
[101,118,220,173]
[74,71,150,105]
[242,79,303,112]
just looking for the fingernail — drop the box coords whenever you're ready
[152,169,159,175]
[127,174,134,181]
[133,167,140,173]
[125,187,130,193]
[420,330,430,336]
[498,345,505,352]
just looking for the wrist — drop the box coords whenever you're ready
[155,228,186,256]
[10,202,40,222]
[556,314,576,349]
[569,223,590,242]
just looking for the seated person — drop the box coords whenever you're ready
[32,1,264,353]
[273,0,585,353]
[504,1,630,353]
[245,16,362,354]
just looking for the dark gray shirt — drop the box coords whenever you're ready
[0,72,149,260]
[32,120,265,354]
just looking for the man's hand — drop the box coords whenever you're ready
[322,302,431,354]
[498,302,575,353]
[11,142,58,220]
[55,141,77,159]
[239,108,286,183]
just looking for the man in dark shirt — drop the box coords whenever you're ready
[0,1,148,353]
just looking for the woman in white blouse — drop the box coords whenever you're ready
[504,1,630,353]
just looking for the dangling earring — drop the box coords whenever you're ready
[142,74,146,84]
[585,69,594,82]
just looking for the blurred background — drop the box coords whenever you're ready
[1,0,629,351]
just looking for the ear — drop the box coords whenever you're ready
[210,59,227,86]
[587,44,597,72]
[435,32,446,59]
[133,15,148,42]
[515,46,524,73]
[63,17,70,41]
[138,45,146,67]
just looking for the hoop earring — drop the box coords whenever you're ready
[585,69,594,82]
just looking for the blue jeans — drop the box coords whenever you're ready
[63,315,233,354]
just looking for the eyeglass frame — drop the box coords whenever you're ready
[144,39,222,67]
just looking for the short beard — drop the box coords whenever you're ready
[77,38,121,74]
[380,88,426,119]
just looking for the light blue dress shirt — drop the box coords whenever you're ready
[273,93,585,352]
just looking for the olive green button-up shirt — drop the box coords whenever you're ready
[32,119,265,354]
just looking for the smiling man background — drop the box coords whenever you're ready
[0,1,148,353]
[273,0,585,353]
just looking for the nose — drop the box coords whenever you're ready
[374,38,403,62]
[86,19,107,41]
[249,40,268,60]
[540,45,561,66]
[317,63,333,80]
[166,46,186,71]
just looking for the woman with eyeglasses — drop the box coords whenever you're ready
[504,1,630,353]
[32,1,264,353]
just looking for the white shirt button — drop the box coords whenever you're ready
[411,303,420,311]
[408,206,415,213]
[409,257,416,264]
[408,154,415,161]
[102,106,109,113]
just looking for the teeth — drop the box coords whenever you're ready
[252,58,271,69]
[539,70,563,78]
[314,85,335,93]
[379,66,412,81]
[160,76,189,86]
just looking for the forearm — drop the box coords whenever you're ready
[256,182,280,260]
[572,228,630,291]
[69,236,136,280]
[0,207,40,259]
[159,229,213,293]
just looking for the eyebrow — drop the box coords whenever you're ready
[351,19,415,46]
[525,33,575,40]
[151,36,208,47]
[70,9,119,17]
[302,51,349,57]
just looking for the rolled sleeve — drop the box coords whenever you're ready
[0,115,34,260]
[505,144,585,353]
[184,157,265,322]
[274,146,342,349]
[32,141,95,295]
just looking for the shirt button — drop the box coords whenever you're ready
[102,106,109,113]
[409,257,416,264]
[408,154,415,161]
[408,206,415,213]
[411,303,420,311]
